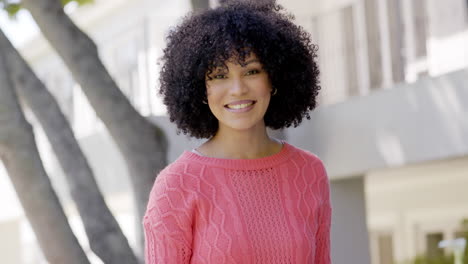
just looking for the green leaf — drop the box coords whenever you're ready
[61,0,94,6]
[1,0,94,16]
[4,3,21,17]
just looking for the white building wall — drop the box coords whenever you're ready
[366,156,468,263]
[286,68,468,179]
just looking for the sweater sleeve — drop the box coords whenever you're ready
[314,161,332,264]
[143,168,195,264]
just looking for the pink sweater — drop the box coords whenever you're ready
[143,142,332,263]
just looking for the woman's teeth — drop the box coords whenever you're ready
[227,102,254,109]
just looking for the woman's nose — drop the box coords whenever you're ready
[229,77,248,95]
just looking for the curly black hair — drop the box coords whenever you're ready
[159,0,321,139]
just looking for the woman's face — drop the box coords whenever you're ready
[205,53,272,134]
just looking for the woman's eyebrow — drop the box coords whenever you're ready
[212,68,228,73]
[241,59,261,66]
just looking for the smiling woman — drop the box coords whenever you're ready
[143,1,331,263]
[204,54,273,142]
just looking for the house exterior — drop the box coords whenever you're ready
[0,0,467,263]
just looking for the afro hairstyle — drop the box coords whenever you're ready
[159,0,321,139]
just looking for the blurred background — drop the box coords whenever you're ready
[0,0,467,263]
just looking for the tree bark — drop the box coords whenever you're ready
[21,0,169,252]
[0,28,139,264]
[0,41,90,264]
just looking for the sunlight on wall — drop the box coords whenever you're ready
[376,131,405,167]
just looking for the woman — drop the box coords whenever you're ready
[143,1,331,263]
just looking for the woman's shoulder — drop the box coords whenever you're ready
[146,155,202,212]
[156,153,204,180]
[285,143,328,177]
[286,142,323,165]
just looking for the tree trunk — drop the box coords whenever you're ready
[21,0,169,252]
[0,29,139,264]
[0,43,90,264]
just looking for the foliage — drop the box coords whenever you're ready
[60,0,93,6]
[407,219,468,264]
[0,0,93,16]
[410,255,455,264]
[2,2,20,16]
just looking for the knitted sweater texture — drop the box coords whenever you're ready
[143,142,332,264]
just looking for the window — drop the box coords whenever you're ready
[387,0,405,83]
[454,229,468,239]
[364,0,383,89]
[426,232,444,259]
[412,0,428,58]
[342,5,360,96]
[311,4,361,105]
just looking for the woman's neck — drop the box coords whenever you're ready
[197,126,282,159]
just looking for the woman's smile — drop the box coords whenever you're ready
[224,100,257,112]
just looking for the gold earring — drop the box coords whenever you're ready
[272,88,278,96]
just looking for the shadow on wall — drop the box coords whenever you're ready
[285,68,468,179]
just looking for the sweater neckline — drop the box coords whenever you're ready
[180,141,295,170]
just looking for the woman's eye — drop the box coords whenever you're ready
[213,74,227,79]
[246,69,260,75]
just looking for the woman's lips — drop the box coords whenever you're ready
[224,100,256,113]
